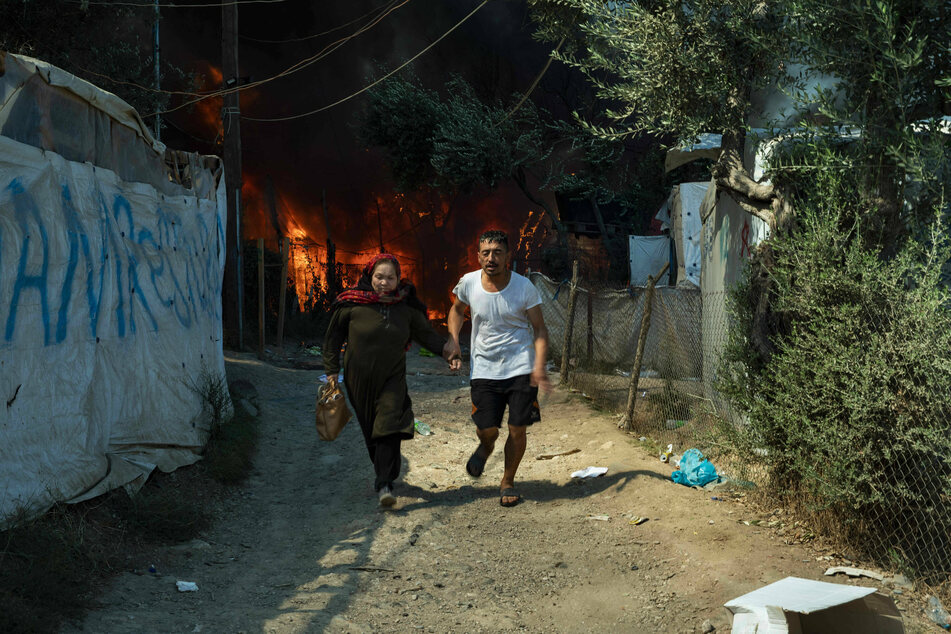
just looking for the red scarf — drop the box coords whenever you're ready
[331,253,427,313]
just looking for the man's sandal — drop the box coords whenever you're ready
[466,448,487,477]
[500,487,522,507]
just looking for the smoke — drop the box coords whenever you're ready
[159,0,560,313]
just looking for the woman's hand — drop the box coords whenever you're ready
[443,340,462,371]
[325,374,338,391]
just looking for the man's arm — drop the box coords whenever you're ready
[444,297,468,371]
[526,305,552,394]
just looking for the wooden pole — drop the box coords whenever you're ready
[221,0,242,348]
[257,237,265,358]
[586,289,593,362]
[620,262,669,431]
[375,199,385,253]
[559,260,580,385]
[276,236,289,350]
[322,189,337,298]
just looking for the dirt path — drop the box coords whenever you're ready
[65,349,923,633]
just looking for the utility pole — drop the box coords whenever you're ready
[153,0,161,141]
[375,200,385,253]
[221,1,243,348]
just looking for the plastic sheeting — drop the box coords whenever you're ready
[531,273,701,378]
[629,235,670,286]
[679,182,709,287]
[0,55,228,521]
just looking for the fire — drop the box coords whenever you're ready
[516,208,548,263]
[193,64,224,143]
[234,177,559,317]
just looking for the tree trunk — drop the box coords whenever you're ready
[620,262,669,431]
[588,195,623,276]
[514,167,568,246]
[712,128,780,230]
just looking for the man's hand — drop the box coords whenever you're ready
[443,340,463,371]
[530,366,552,395]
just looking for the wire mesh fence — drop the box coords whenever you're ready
[531,271,727,447]
[530,269,951,582]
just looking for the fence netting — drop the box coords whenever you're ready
[530,271,951,583]
[533,273,723,443]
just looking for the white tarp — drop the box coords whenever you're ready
[679,182,708,287]
[0,59,228,520]
[629,235,670,286]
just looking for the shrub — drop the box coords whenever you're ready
[719,153,951,578]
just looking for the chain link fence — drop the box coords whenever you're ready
[531,269,951,582]
[532,271,725,446]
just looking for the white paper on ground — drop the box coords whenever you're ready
[570,466,608,479]
[724,576,904,634]
[176,581,199,592]
[824,566,884,581]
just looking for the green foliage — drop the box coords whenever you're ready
[358,75,444,191]
[360,74,550,194]
[529,0,787,142]
[719,147,951,576]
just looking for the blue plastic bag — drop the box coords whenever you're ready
[671,448,718,487]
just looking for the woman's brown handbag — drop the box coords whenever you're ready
[315,382,351,441]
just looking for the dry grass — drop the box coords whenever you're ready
[0,386,260,632]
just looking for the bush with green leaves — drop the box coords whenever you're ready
[719,147,951,577]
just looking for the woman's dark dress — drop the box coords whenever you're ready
[323,302,445,490]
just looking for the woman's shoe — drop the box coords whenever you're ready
[378,485,396,507]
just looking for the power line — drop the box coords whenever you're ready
[242,0,489,123]
[240,0,397,44]
[148,0,411,116]
[496,37,565,126]
[71,0,287,7]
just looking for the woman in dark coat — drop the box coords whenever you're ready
[323,253,460,506]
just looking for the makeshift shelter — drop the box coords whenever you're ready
[628,235,670,286]
[652,182,707,287]
[0,52,229,520]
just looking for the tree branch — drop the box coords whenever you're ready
[712,128,778,228]
[513,167,568,244]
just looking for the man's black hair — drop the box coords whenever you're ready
[478,230,508,250]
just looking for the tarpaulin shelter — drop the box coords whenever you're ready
[628,235,670,286]
[651,182,707,287]
[0,52,229,520]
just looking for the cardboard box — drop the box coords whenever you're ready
[725,576,904,633]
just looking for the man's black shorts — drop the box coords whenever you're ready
[470,374,541,429]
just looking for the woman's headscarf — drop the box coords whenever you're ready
[331,253,428,314]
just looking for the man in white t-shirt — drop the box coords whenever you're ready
[447,230,551,507]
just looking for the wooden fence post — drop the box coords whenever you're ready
[257,237,265,359]
[620,262,669,431]
[560,260,580,385]
[276,236,289,350]
[586,290,593,362]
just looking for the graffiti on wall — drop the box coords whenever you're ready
[1,174,223,347]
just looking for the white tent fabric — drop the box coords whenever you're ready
[653,190,673,231]
[679,182,709,287]
[629,235,670,286]
[0,55,228,521]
